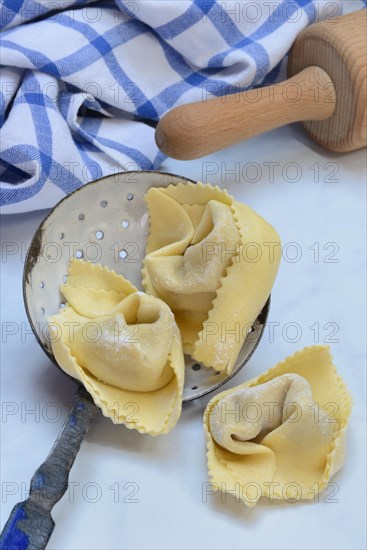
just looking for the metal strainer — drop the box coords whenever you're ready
[1,171,269,549]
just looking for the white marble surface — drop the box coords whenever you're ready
[1,123,366,550]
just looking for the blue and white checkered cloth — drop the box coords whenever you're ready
[1,1,365,213]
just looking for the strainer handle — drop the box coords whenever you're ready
[0,386,98,550]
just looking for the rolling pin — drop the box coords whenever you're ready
[155,9,367,159]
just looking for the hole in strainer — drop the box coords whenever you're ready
[192,363,201,371]
[95,230,104,240]
[100,200,108,208]
[126,193,134,201]
[78,213,85,221]
[75,250,83,259]
[121,220,129,228]
[59,233,65,240]
[40,281,45,289]
[41,307,45,315]
[191,386,198,391]
[119,250,128,260]
[215,371,221,375]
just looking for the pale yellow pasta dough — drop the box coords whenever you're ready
[48,259,185,436]
[204,346,352,506]
[142,182,281,374]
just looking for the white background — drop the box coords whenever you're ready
[1,122,366,549]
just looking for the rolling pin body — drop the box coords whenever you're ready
[288,9,367,152]
[155,9,367,159]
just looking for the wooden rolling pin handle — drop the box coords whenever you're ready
[155,66,336,160]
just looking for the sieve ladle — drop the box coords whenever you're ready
[0,171,269,549]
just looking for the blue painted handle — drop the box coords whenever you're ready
[0,386,98,550]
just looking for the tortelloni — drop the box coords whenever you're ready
[204,346,352,506]
[48,260,185,436]
[142,182,281,374]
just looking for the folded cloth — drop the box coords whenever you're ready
[0,0,364,213]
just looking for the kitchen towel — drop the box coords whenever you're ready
[1,0,365,213]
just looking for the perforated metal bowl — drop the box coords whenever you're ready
[23,170,270,402]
